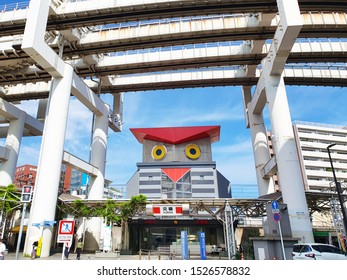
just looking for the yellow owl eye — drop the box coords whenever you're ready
[151,145,167,160]
[185,144,201,160]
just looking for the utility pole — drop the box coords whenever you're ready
[327,143,347,239]
[16,185,32,260]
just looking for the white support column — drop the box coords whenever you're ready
[243,87,274,196]
[265,74,314,242]
[249,0,314,242]
[24,65,74,257]
[84,106,109,251]
[249,112,275,196]
[89,107,109,198]
[21,0,112,256]
[0,111,25,186]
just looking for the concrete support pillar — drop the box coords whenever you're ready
[249,112,275,196]
[265,74,314,243]
[84,107,109,251]
[89,107,109,199]
[0,111,26,186]
[24,65,74,257]
[242,87,274,196]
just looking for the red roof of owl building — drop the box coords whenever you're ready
[130,126,220,144]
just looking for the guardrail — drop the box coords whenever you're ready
[0,1,29,12]
[139,247,174,260]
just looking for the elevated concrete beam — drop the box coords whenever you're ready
[249,77,267,114]
[71,72,107,116]
[0,126,41,138]
[251,1,302,114]
[21,0,65,78]
[267,0,302,75]
[0,98,21,120]
[0,98,43,136]
[62,151,98,177]
[261,156,278,178]
[24,113,44,136]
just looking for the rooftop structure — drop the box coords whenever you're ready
[127,125,230,199]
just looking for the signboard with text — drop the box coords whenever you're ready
[181,231,189,260]
[199,232,207,260]
[146,204,189,216]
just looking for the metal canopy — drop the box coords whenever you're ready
[58,190,347,220]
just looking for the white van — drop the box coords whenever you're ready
[292,243,347,260]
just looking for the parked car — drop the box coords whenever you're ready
[210,245,225,254]
[292,243,347,260]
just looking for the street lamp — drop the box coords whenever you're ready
[327,143,347,239]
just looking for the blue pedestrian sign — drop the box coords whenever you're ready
[271,201,279,212]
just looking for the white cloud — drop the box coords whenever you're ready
[15,100,39,117]
[17,138,42,166]
[64,99,93,159]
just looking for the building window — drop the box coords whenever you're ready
[161,171,191,199]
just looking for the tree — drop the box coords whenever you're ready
[58,194,147,251]
[58,194,147,224]
[0,184,22,239]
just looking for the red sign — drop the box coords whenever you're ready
[58,220,74,235]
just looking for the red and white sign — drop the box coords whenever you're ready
[146,204,189,216]
[57,220,74,243]
[153,205,182,215]
[58,220,74,235]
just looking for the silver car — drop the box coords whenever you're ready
[292,243,347,260]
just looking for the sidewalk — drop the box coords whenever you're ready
[4,251,227,261]
[4,251,141,261]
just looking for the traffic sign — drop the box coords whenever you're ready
[57,220,75,244]
[271,200,279,210]
[273,212,281,222]
[44,220,56,227]
[58,220,74,235]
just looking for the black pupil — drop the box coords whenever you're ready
[156,149,162,156]
[190,148,196,155]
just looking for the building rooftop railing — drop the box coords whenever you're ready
[293,120,347,131]
[0,1,29,12]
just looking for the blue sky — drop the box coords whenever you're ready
[11,86,347,188]
[1,1,347,196]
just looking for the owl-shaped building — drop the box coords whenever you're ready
[124,126,231,253]
[127,125,231,199]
